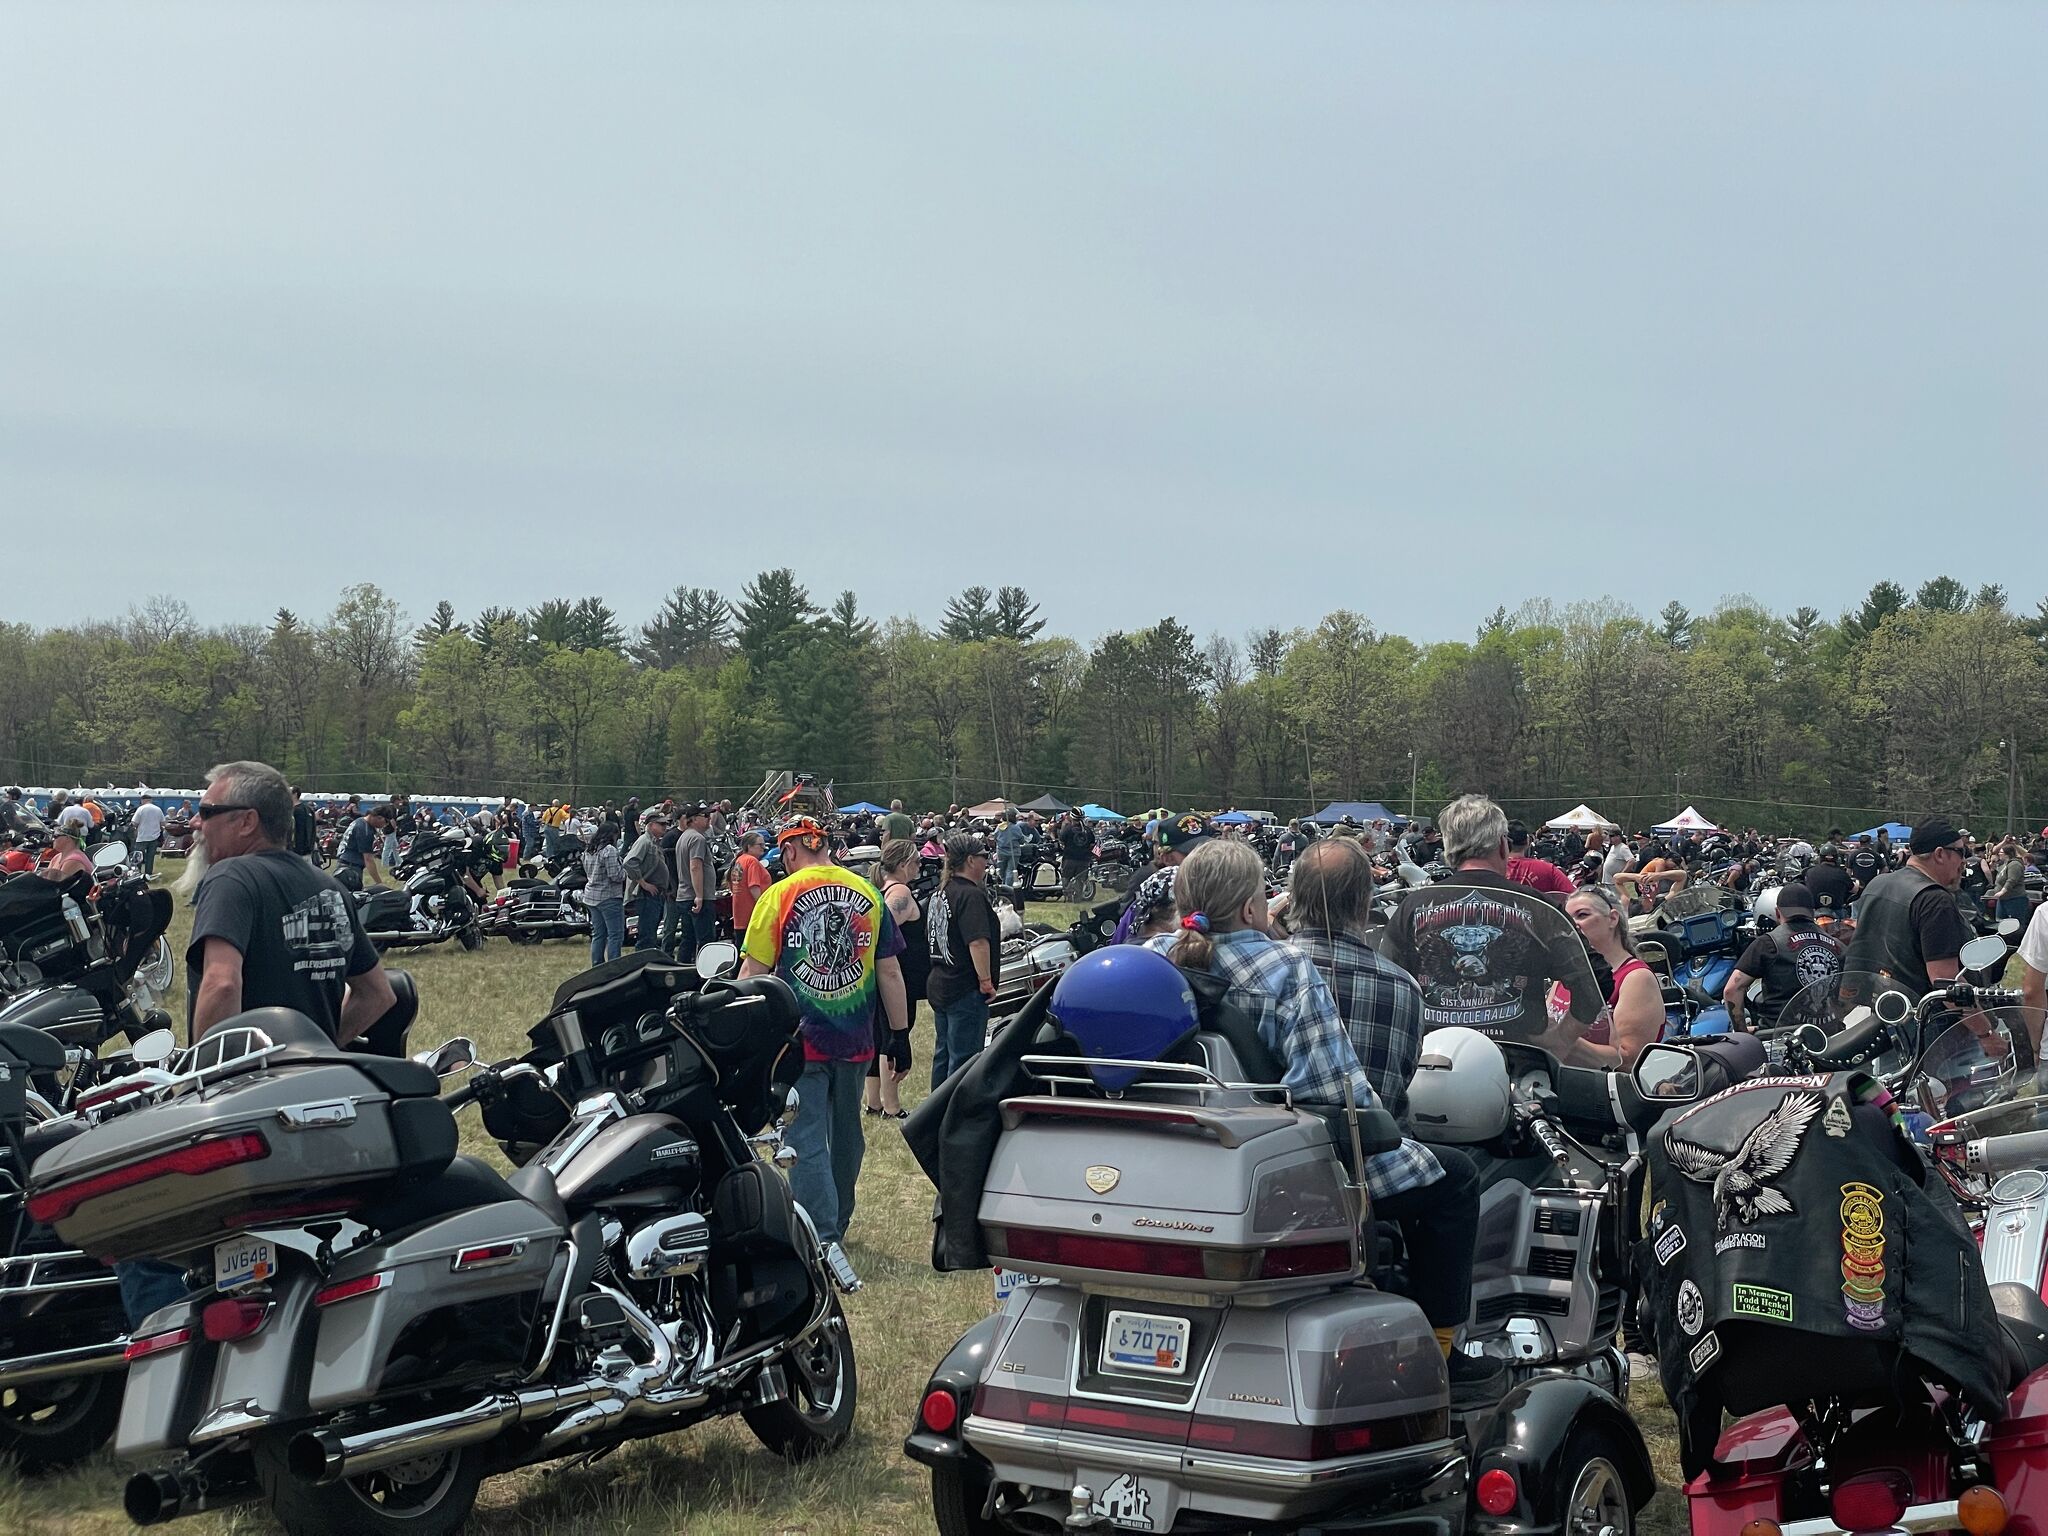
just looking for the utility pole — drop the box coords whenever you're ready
[2005,738,2018,837]
[1409,750,1418,821]
[1303,724,1315,812]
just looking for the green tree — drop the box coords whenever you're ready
[991,586,1046,643]
[940,586,995,642]
[635,586,732,670]
[733,569,820,670]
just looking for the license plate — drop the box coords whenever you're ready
[1102,1309,1188,1376]
[214,1236,275,1293]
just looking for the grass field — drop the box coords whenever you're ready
[12,869,1689,1535]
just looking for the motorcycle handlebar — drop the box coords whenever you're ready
[1971,1128,2048,1177]
[1801,1014,1890,1069]
[1527,1116,1573,1167]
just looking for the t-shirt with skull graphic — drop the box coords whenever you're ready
[1384,867,1603,1041]
[741,863,905,1062]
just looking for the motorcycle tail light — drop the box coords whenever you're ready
[124,1326,193,1362]
[919,1389,959,1434]
[1959,1487,2009,1536]
[1830,1470,1913,1533]
[27,1132,270,1224]
[314,1272,392,1307]
[1476,1468,1519,1515]
[201,1296,271,1342]
[998,1229,1205,1280]
[1258,1241,1354,1279]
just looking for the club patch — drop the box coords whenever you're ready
[1677,1279,1705,1337]
[1654,1224,1687,1267]
[1730,1283,1794,1323]
[1688,1329,1721,1373]
[1665,1090,1825,1234]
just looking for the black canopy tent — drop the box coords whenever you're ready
[1019,793,1071,813]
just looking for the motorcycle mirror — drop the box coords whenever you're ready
[780,1086,801,1127]
[1632,1042,1702,1102]
[415,1036,477,1077]
[1959,934,2011,977]
[1997,917,2023,939]
[694,940,739,981]
[129,1027,176,1066]
[92,841,129,871]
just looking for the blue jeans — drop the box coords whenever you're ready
[661,899,691,958]
[633,893,665,951]
[117,1259,189,1329]
[929,990,990,1091]
[1998,895,2029,925]
[787,1059,867,1245]
[997,852,1018,887]
[588,897,625,965]
[137,839,159,875]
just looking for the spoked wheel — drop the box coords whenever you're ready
[0,1371,124,1474]
[255,1433,483,1536]
[1556,1430,1635,1536]
[742,1299,857,1460]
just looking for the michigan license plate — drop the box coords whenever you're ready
[214,1236,275,1293]
[1102,1309,1188,1376]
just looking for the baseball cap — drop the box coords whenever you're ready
[1158,814,1214,856]
[1908,817,1965,856]
[1774,883,1816,914]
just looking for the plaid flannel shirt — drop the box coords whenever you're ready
[1145,929,1440,1199]
[1288,927,1426,1124]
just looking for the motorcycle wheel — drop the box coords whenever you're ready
[1551,1428,1635,1536]
[932,1460,1004,1536]
[742,1299,857,1460]
[0,1370,124,1474]
[254,1432,484,1536]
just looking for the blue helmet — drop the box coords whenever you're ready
[1049,947,1200,1092]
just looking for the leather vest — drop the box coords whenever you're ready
[1757,920,1842,1021]
[1843,865,1939,995]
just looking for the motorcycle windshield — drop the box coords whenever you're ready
[1657,885,1733,923]
[1913,1003,2047,1124]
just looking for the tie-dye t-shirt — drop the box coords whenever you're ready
[742,864,904,1062]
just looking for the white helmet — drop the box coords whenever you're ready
[1407,1027,1512,1144]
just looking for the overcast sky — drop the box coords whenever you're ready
[5,2,2043,646]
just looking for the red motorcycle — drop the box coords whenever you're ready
[1653,956,2048,1536]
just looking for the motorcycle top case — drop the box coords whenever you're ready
[1640,1068,2007,1477]
[978,1100,1361,1296]
[29,1014,454,1262]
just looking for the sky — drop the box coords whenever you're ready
[4,1,2043,646]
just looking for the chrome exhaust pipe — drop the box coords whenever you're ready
[123,1466,260,1526]
[288,1380,610,1485]
[0,1337,129,1388]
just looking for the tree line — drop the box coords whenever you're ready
[3,574,2044,832]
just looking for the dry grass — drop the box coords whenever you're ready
[15,874,1688,1534]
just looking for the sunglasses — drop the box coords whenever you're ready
[195,802,257,820]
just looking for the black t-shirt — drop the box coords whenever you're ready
[1845,847,1882,886]
[1057,823,1094,860]
[1906,883,1970,967]
[926,875,1001,1007]
[186,848,380,1040]
[291,803,316,856]
[1385,867,1603,1040]
[338,817,377,869]
[1804,863,1855,913]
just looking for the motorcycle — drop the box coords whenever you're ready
[0,846,176,1052]
[906,989,1658,1536]
[26,944,856,1534]
[482,857,592,946]
[352,827,487,952]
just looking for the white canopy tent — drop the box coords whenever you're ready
[1652,805,1722,834]
[1545,804,1621,832]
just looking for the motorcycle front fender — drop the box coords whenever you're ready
[1466,1373,1654,1534]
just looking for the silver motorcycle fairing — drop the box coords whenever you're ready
[1466,1177,1610,1363]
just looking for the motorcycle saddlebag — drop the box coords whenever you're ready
[358,888,412,930]
[30,1018,455,1262]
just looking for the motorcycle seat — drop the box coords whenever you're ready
[0,1020,68,1072]
[374,1155,557,1238]
[23,1114,87,1159]
[1991,1282,2048,1386]
[507,1162,569,1228]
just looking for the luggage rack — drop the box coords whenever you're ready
[1016,1054,1294,1107]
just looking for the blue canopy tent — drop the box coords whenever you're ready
[837,801,888,816]
[1212,810,1257,825]
[1309,801,1408,826]
[1079,803,1126,822]
[1853,821,1914,841]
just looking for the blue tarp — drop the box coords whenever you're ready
[1309,801,1408,826]
[837,801,888,816]
[1080,803,1126,822]
[1853,821,1914,841]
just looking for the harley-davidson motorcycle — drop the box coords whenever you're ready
[26,943,857,1535]
[352,827,488,952]
[0,842,176,1053]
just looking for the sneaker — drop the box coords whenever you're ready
[1447,1350,1511,1411]
[822,1241,862,1294]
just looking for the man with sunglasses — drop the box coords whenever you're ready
[1843,816,1972,998]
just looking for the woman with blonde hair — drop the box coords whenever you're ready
[1549,884,1661,1069]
